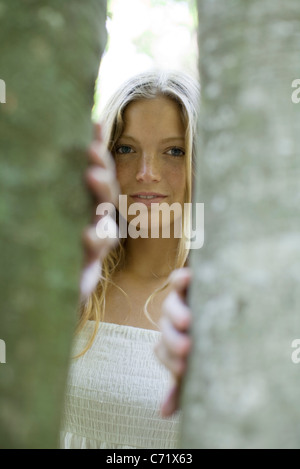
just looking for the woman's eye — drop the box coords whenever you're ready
[115,145,133,155]
[166,147,185,157]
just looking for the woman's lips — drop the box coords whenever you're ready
[130,194,167,206]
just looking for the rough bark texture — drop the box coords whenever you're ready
[0,1,107,448]
[180,0,300,448]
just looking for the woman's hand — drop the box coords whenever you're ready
[154,267,192,417]
[79,123,119,302]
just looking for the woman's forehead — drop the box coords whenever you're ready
[122,97,185,138]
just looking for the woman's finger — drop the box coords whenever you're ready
[158,316,191,357]
[161,291,192,332]
[79,223,118,302]
[87,141,116,173]
[154,338,186,378]
[79,259,102,303]
[168,267,192,301]
[81,224,117,263]
[160,382,181,418]
[85,166,120,206]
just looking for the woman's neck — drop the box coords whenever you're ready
[123,235,180,280]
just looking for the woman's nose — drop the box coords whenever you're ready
[136,153,161,183]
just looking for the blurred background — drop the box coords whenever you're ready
[92,0,198,120]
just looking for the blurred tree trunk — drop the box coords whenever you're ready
[180,0,300,448]
[0,1,107,448]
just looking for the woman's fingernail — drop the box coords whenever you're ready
[80,260,101,300]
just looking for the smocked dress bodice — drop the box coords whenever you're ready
[60,321,180,449]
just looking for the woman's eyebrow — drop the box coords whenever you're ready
[119,135,139,142]
[160,137,185,143]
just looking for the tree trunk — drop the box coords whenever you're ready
[0,1,107,448]
[180,0,300,448]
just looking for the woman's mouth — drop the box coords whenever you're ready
[130,193,167,205]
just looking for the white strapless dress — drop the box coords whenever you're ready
[60,321,180,449]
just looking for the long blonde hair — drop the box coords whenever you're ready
[75,70,200,357]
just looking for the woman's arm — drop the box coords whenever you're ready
[79,123,119,301]
[154,267,192,417]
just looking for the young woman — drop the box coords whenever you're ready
[60,70,198,449]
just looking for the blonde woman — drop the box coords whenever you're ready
[60,70,198,449]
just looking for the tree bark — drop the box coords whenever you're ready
[0,1,107,448]
[180,0,300,448]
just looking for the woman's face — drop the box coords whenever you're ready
[113,96,186,232]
